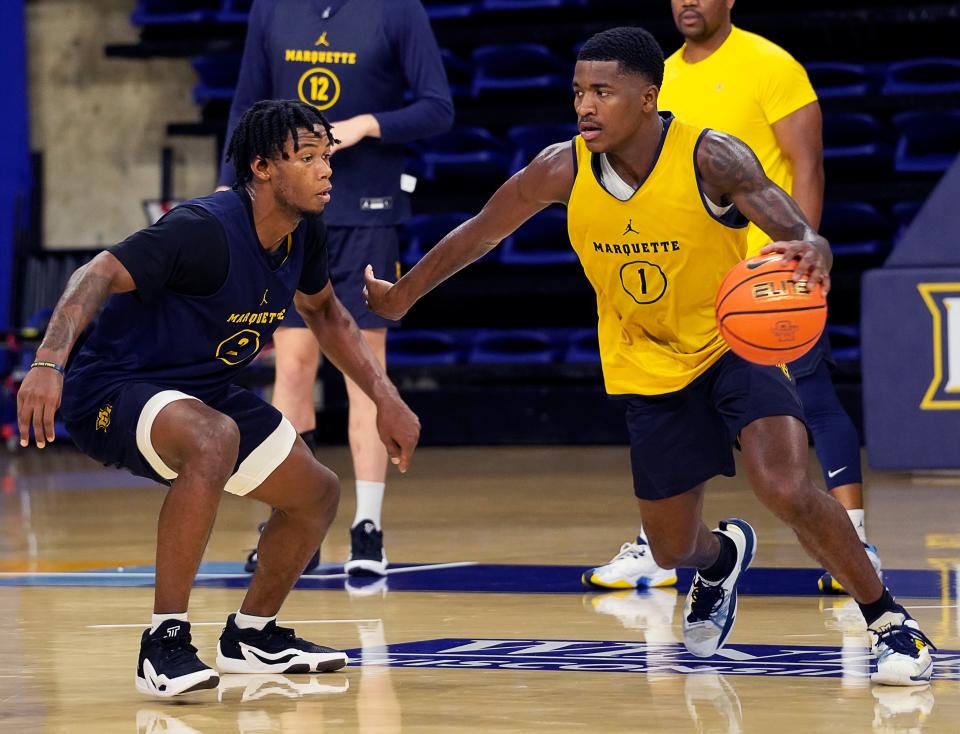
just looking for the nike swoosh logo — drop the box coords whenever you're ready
[250,650,298,665]
[745,256,780,269]
[240,642,300,665]
[827,466,848,478]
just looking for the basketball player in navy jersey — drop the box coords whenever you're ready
[16,100,420,698]
[365,28,935,686]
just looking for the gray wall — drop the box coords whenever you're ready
[28,0,217,249]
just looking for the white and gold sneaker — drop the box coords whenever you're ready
[582,537,678,589]
[869,610,935,686]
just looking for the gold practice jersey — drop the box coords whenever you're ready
[567,115,749,395]
[660,26,818,255]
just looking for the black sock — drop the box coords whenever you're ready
[299,429,318,451]
[700,531,737,582]
[857,587,902,626]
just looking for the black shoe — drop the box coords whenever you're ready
[245,521,320,575]
[345,519,387,576]
[216,614,348,674]
[135,620,219,698]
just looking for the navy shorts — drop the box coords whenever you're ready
[64,382,297,495]
[282,225,400,330]
[623,351,806,500]
[788,330,835,379]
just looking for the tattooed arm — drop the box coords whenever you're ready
[17,252,135,448]
[696,130,832,293]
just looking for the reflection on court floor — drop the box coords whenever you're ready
[4,447,960,733]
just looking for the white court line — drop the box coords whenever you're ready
[0,560,478,581]
[88,618,382,630]
[819,604,960,612]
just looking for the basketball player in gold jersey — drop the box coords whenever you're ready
[587,0,881,596]
[364,27,933,685]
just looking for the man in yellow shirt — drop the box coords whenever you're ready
[584,0,881,595]
[363,26,934,685]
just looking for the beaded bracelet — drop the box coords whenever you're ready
[30,360,65,375]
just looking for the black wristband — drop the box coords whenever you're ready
[30,360,65,375]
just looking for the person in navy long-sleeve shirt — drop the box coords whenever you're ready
[219,0,453,577]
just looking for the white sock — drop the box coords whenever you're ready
[637,527,649,544]
[353,480,385,528]
[234,611,275,630]
[847,509,867,543]
[150,612,187,634]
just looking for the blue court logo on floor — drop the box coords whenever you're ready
[347,638,960,680]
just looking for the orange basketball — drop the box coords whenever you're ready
[715,255,827,366]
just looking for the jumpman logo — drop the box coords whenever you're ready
[315,31,330,46]
[623,219,639,236]
[260,289,269,306]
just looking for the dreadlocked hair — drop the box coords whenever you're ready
[226,99,338,186]
[578,27,664,87]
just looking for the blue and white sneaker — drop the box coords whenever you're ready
[135,620,219,698]
[581,537,678,589]
[216,614,347,674]
[819,542,883,594]
[682,518,756,658]
[345,520,387,576]
[869,610,936,686]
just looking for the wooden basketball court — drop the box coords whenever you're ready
[1,445,958,732]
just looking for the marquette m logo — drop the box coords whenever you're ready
[918,283,960,409]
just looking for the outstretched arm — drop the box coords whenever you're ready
[697,130,832,293]
[17,252,136,447]
[365,140,576,320]
[296,283,420,472]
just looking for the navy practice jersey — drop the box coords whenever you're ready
[60,189,326,420]
[217,0,453,226]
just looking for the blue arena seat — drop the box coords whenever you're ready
[400,212,473,266]
[822,112,891,178]
[472,44,570,97]
[131,0,220,26]
[892,200,923,240]
[826,324,861,364]
[506,122,579,173]
[217,0,252,23]
[882,58,960,96]
[500,208,577,265]
[482,0,585,9]
[804,61,873,99]
[422,0,477,20]
[468,329,558,364]
[564,328,600,364]
[192,55,242,105]
[440,49,474,100]
[388,330,463,366]
[414,127,511,183]
[819,202,894,258]
[892,110,960,173]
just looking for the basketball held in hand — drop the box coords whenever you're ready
[715,255,827,366]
